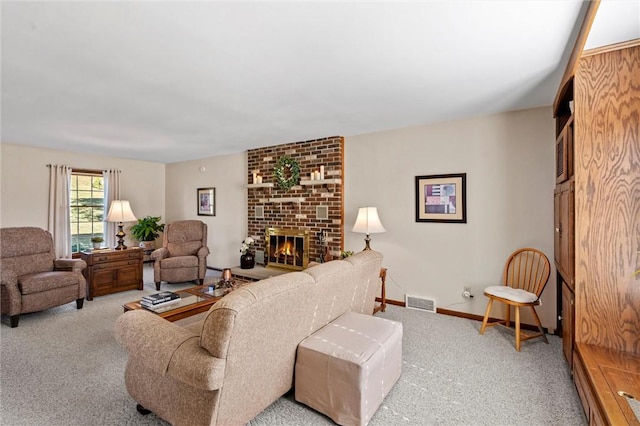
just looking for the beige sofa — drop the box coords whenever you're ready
[115,250,383,426]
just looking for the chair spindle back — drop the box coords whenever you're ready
[502,248,551,297]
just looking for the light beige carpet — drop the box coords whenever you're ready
[0,264,586,425]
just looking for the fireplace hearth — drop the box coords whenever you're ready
[265,227,309,271]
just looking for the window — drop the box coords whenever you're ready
[70,171,104,253]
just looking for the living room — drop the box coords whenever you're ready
[2,1,639,425]
[2,106,556,327]
[0,0,638,354]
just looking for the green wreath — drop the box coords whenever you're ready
[273,155,300,191]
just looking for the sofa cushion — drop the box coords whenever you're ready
[160,255,198,269]
[165,220,205,257]
[1,252,55,278]
[167,241,202,257]
[0,227,53,258]
[19,271,80,294]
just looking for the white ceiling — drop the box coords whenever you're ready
[2,1,638,164]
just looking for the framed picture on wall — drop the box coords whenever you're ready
[415,173,466,223]
[197,188,215,216]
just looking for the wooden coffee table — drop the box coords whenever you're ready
[123,281,248,322]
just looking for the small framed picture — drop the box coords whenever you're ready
[197,188,215,216]
[415,173,466,223]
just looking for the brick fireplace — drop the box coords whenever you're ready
[246,136,344,266]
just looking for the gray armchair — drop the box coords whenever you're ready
[150,220,209,291]
[0,227,87,328]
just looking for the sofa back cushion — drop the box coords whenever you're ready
[165,220,206,257]
[0,227,55,277]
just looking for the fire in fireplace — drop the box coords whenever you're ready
[265,227,310,271]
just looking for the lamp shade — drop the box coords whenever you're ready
[352,207,386,234]
[105,200,137,223]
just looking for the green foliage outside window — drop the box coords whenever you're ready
[70,173,104,253]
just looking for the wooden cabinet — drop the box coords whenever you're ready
[561,281,574,368]
[555,41,640,425]
[554,40,640,424]
[572,348,606,426]
[574,42,640,352]
[556,115,574,184]
[573,343,640,426]
[554,179,574,285]
[81,248,143,300]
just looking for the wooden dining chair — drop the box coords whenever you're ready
[479,248,551,351]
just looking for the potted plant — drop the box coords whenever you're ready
[90,236,104,249]
[341,250,354,259]
[130,216,165,252]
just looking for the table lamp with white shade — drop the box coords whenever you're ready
[352,207,386,251]
[105,200,137,250]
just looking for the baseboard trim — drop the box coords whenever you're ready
[436,307,549,334]
[376,297,405,307]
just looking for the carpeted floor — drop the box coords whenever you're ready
[0,264,586,425]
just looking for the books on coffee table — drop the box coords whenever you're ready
[140,291,181,311]
[141,298,181,312]
[141,291,180,305]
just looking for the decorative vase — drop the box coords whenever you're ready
[240,253,255,269]
[139,241,155,253]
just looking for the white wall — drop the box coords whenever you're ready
[0,143,165,249]
[1,107,557,329]
[164,152,246,269]
[344,107,558,330]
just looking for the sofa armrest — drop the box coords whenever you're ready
[1,269,18,288]
[1,269,21,315]
[151,247,168,261]
[197,246,210,258]
[114,310,225,390]
[54,258,87,273]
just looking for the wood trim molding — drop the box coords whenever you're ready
[553,0,600,116]
[376,298,405,308]
[582,38,640,57]
[436,307,551,334]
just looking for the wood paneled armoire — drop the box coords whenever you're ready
[554,40,639,425]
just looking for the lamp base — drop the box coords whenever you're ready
[362,234,372,251]
[114,223,128,250]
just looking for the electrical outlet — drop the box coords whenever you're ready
[462,287,473,299]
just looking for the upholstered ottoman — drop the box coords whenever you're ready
[295,311,402,426]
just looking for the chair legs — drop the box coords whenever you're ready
[480,299,548,351]
[10,315,19,328]
[505,304,511,328]
[515,306,521,351]
[529,305,549,345]
[479,298,494,334]
[76,298,84,309]
[136,404,151,415]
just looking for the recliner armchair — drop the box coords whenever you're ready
[0,227,87,328]
[150,220,209,291]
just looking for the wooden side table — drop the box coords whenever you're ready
[373,268,387,314]
[81,247,143,300]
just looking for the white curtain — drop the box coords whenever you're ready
[48,165,72,258]
[103,169,121,249]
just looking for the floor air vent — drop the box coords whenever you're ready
[405,295,436,313]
